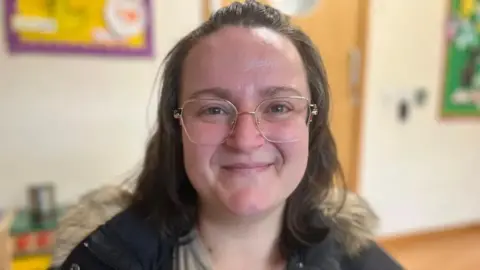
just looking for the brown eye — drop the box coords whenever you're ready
[206,107,225,115]
[198,106,229,116]
[267,103,291,114]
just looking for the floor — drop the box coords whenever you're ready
[381,226,480,270]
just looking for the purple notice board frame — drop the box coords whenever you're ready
[4,0,154,57]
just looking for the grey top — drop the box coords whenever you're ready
[174,230,212,270]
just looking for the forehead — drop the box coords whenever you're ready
[180,26,308,101]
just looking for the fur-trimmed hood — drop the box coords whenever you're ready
[51,185,379,267]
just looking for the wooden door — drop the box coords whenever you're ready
[204,0,368,191]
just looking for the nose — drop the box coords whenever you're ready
[225,112,265,151]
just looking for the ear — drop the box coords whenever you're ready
[173,109,183,126]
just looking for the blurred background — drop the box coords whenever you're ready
[0,0,479,269]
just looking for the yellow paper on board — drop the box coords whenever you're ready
[460,0,476,18]
[11,0,149,48]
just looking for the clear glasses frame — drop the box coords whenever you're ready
[173,96,318,144]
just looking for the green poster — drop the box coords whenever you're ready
[442,0,480,117]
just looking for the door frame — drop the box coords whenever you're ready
[348,0,369,192]
[202,0,371,193]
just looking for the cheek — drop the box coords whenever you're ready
[277,131,309,180]
[282,141,309,166]
[182,133,216,188]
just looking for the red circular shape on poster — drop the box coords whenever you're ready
[37,231,51,248]
[16,234,31,251]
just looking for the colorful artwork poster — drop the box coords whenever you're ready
[442,0,480,117]
[4,0,154,57]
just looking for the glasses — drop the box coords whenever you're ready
[173,96,318,145]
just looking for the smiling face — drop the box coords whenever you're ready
[180,26,310,218]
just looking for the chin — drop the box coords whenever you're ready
[222,189,284,217]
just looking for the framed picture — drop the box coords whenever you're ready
[4,0,154,57]
[441,0,480,118]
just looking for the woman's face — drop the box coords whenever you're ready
[180,26,310,218]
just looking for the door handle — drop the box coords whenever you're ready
[348,47,362,105]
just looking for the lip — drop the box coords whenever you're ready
[221,162,273,172]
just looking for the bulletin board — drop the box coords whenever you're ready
[442,0,480,117]
[4,0,154,57]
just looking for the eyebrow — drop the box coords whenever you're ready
[188,87,231,100]
[187,86,304,99]
[261,86,303,97]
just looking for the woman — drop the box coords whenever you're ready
[58,1,402,269]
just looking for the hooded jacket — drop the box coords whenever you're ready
[51,185,403,270]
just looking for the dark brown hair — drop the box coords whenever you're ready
[131,0,343,258]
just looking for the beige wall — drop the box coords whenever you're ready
[0,1,202,207]
[0,0,479,236]
[360,0,480,235]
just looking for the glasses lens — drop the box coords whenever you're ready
[181,99,236,145]
[256,97,310,143]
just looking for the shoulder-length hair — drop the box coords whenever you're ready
[131,0,344,258]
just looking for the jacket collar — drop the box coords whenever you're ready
[51,185,379,268]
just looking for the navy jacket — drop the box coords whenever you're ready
[58,208,403,270]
